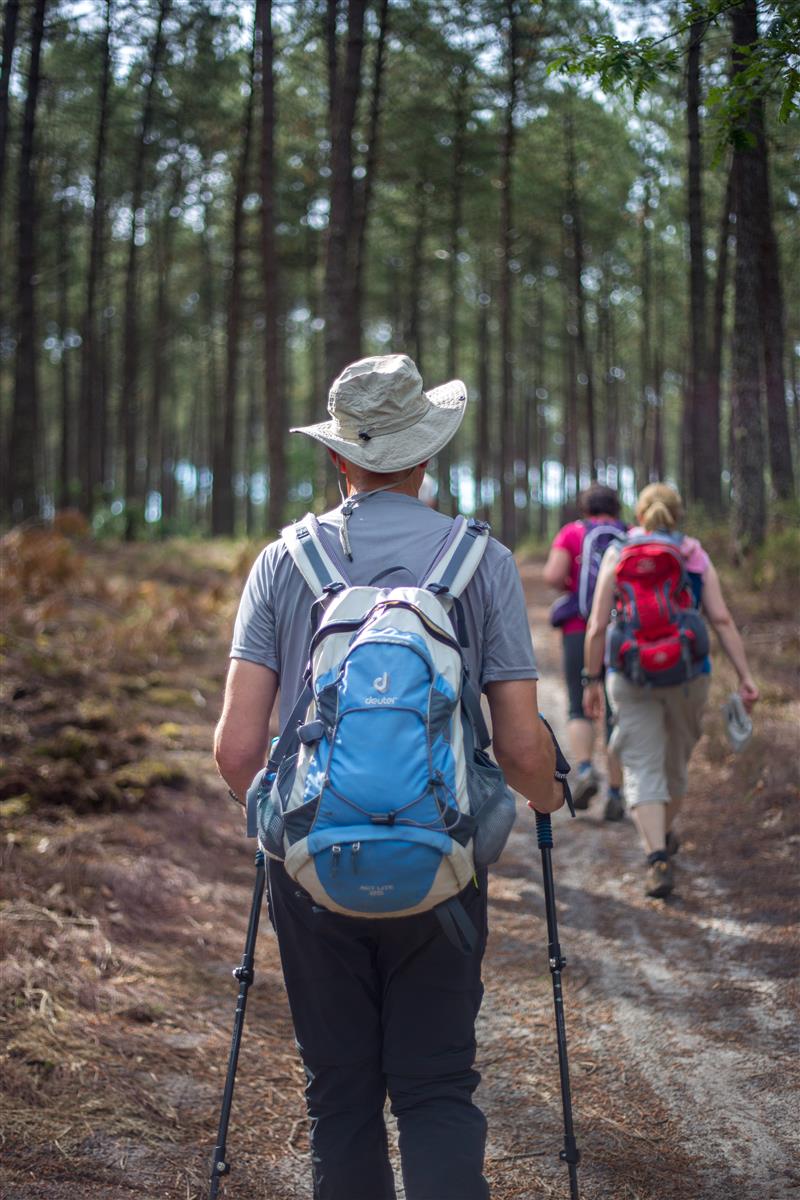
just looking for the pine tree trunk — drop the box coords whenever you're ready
[475,286,490,522]
[0,0,19,202]
[639,181,653,485]
[565,101,597,481]
[257,0,286,533]
[439,63,468,517]
[245,331,260,537]
[533,287,547,537]
[560,222,578,507]
[686,19,718,508]
[7,0,46,521]
[57,198,72,509]
[562,316,578,511]
[602,283,619,471]
[78,0,112,517]
[754,93,795,500]
[730,0,766,552]
[213,22,256,536]
[498,0,518,546]
[98,266,112,500]
[120,0,169,539]
[201,201,220,533]
[406,184,426,372]
[0,0,19,501]
[147,167,181,527]
[323,0,366,385]
[648,239,666,482]
[708,163,734,509]
[306,223,324,425]
[345,0,389,365]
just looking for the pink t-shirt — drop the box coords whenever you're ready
[551,517,622,634]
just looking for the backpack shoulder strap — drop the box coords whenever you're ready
[282,514,351,599]
[422,516,491,599]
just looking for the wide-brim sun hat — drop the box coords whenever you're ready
[290,353,467,473]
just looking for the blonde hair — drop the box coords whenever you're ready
[635,483,683,532]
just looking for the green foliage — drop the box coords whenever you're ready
[750,509,800,595]
[549,1,800,150]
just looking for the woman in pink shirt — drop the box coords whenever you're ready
[543,484,627,818]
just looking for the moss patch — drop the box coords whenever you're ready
[147,686,205,709]
[112,758,188,790]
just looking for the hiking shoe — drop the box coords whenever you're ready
[572,766,599,810]
[603,791,626,822]
[665,830,680,858]
[645,859,674,899]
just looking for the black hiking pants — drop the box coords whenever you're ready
[267,860,491,1200]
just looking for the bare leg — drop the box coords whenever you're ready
[568,718,594,766]
[631,802,667,856]
[666,795,683,831]
[607,747,623,790]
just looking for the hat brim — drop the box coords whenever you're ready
[290,379,467,473]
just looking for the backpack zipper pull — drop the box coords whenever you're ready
[351,842,361,873]
[331,844,342,875]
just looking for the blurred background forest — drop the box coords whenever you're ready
[0,0,798,551]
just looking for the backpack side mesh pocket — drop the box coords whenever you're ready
[467,748,517,866]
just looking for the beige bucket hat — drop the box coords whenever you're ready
[291,354,467,473]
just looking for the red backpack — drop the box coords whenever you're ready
[606,534,709,686]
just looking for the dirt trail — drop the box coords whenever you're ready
[2,554,798,1200]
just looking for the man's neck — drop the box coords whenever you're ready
[346,479,418,499]
[345,465,422,499]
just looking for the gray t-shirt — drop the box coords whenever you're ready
[231,492,538,726]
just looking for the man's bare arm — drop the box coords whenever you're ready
[214,659,279,802]
[486,679,561,813]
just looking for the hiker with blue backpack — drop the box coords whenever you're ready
[582,482,759,898]
[214,353,564,1200]
[543,484,627,819]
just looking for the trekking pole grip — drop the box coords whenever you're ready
[535,810,553,849]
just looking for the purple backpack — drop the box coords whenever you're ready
[549,520,628,629]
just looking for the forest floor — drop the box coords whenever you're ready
[1,527,798,1200]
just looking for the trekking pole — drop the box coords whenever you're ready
[535,809,581,1200]
[208,848,266,1200]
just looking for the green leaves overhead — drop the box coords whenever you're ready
[549,1,799,144]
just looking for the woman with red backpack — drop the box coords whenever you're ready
[582,483,759,898]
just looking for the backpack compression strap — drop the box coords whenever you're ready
[282,514,351,598]
[423,516,491,599]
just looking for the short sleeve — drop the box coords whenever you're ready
[230,544,279,671]
[552,522,581,554]
[681,536,711,577]
[480,551,538,687]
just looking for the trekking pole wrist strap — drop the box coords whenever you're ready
[538,714,576,817]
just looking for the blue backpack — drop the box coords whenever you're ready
[246,514,517,947]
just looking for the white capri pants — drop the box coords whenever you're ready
[606,672,711,808]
